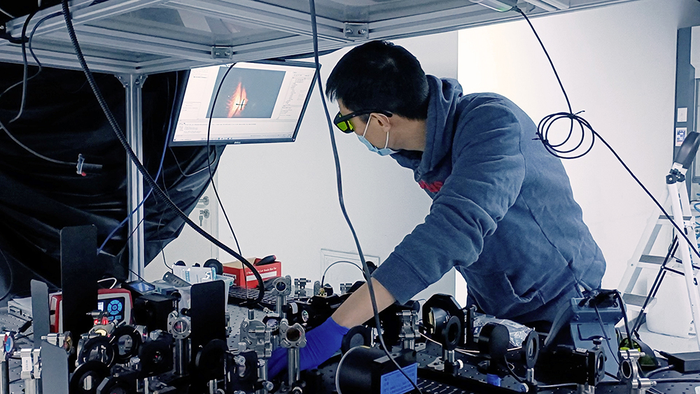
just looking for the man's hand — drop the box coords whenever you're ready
[268,316,349,378]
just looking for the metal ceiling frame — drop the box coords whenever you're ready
[0,0,640,75]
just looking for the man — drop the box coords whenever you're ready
[269,40,605,377]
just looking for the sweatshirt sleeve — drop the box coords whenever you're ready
[372,97,526,304]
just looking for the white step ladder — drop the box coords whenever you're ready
[619,200,686,302]
[618,162,700,346]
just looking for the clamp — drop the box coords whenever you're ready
[240,310,273,361]
[620,349,655,394]
[167,310,192,376]
[294,278,310,298]
[109,325,142,365]
[398,302,421,351]
[270,276,292,317]
[77,334,115,367]
[279,319,307,388]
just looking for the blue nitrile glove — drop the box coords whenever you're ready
[268,316,349,378]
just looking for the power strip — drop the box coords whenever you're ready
[163,272,191,287]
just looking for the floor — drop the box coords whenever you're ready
[637,322,699,354]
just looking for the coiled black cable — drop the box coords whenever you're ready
[515,7,595,160]
[515,6,700,264]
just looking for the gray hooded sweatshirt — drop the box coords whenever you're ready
[371,76,605,324]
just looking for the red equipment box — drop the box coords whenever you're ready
[222,257,281,287]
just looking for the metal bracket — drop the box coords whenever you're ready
[115,74,147,89]
[398,309,420,350]
[239,310,272,360]
[344,22,369,40]
[211,46,233,59]
[620,349,655,393]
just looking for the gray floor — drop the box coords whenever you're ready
[638,322,699,354]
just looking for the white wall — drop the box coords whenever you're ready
[149,0,700,305]
[459,0,700,290]
[148,32,460,300]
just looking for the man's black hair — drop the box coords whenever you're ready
[326,40,429,121]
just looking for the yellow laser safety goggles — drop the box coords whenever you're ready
[333,110,392,133]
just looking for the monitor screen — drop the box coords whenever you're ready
[170,60,317,146]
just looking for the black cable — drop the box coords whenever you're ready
[504,358,525,384]
[0,247,14,301]
[0,7,14,20]
[60,0,265,305]
[160,249,172,272]
[8,10,38,124]
[205,64,243,257]
[517,7,700,365]
[514,7,592,159]
[644,365,673,378]
[631,238,678,336]
[98,72,178,255]
[321,260,363,288]
[14,331,33,341]
[0,246,56,289]
[537,382,577,389]
[0,12,82,169]
[23,11,52,86]
[156,167,173,272]
[605,371,620,380]
[652,377,700,383]
[124,216,147,247]
[593,304,620,366]
[0,12,100,175]
[129,268,147,282]
[614,290,633,347]
[169,147,219,177]
[515,6,700,264]
[18,319,32,334]
[134,72,176,273]
[0,117,75,166]
[0,10,47,102]
[308,0,421,392]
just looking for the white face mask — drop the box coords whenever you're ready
[357,117,396,156]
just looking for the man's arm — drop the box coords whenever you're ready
[332,278,396,328]
[267,278,396,377]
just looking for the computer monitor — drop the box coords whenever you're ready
[170,60,317,146]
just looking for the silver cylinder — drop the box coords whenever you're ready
[288,347,300,387]
[174,338,189,376]
[443,349,455,364]
[208,379,218,394]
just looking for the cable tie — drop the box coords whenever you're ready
[0,31,27,45]
[76,153,86,176]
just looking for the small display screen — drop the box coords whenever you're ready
[170,60,317,146]
[125,280,156,294]
[97,297,125,323]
